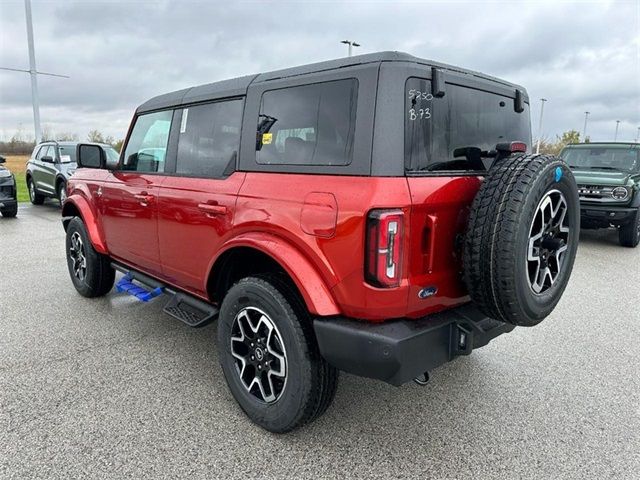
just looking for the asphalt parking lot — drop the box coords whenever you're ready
[1,204,638,479]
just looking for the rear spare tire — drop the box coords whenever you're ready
[463,154,579,327]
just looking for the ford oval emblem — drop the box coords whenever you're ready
[418,286,437,299]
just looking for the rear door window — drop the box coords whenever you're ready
[405,78,531,172]
[256,79,358,166]
[122,110,173,173]
[176,99,243,178]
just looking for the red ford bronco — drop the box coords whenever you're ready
[63,52,579,432]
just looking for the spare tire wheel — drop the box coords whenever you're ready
[463,154,580,327]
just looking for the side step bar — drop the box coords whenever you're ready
[111,262,218,328]
[163,293,218,328]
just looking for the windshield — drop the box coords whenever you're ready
[105,147,120,163]
[561,147,639,172]
[57,145,77,163]
[405,77,531,172]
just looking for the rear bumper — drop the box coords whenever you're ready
[313,304,514,386]
[580,204,637,226]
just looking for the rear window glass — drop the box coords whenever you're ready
[405,77,531,172]
[561,147,639,172]
[256,79,358,166]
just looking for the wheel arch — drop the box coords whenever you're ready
[61,196,109,254]
[55,174,67,191]
[207,235,340,317]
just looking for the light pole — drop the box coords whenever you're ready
[0,0,68,143]
[536,98,547,154]
[635,127,640,143]
[614,120,620,141]
[341,40,360,57]
[583,111,590,141]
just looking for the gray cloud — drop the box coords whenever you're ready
[1,0,638,142]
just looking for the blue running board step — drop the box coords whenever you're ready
[115,273,164,302]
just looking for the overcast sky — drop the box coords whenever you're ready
[1,0,638,144]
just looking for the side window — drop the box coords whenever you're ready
[36,145,50,160]
[122,110,173,173]
[176,99,243,178]
[256,79,358,166]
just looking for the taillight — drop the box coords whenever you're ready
[510,141,527,152]
[365,209,404,288]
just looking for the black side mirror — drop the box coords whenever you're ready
[76,144,105,169]
[41,155,54,164]
[0,155,5,164]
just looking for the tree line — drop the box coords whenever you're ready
[0,128,124,155]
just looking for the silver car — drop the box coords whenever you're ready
[25,141,119,205]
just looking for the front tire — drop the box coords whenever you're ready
[27,177,45,205]
[65,217,115,297]
[0,203,17,217]
[57,180,68,205]
[217,275,338,433]
[619,210,640,248]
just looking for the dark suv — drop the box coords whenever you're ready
[0,155,18,217]
[560,142,640,247]
[26,141,119,205]
[63,52,579,432]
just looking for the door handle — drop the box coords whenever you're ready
[198,203,227,216]
[134,193,154,206]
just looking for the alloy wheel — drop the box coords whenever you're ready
[230,307,287,403]
[527,190,570,294]
[69,232,87,281]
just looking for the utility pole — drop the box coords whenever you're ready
[535,98,547,154]
[0,0,68,144]
[24,0,41,143]
[341,40,360,57]
[614,120,620,142]
[583,111,590,141]
[635,127,640,143]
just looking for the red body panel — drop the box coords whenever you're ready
[157,172,246,295]
[67,169,483,322]
[99,172,164,278]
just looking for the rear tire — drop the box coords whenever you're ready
[619,210,640,248]
[217,275,338,433]
[463,154,580,327]
[27,177,44,205]
[0,203,17,217]
[65,217,115,297]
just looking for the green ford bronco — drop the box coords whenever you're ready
[560,142,640,247]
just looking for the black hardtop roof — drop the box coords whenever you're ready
[137,51,527,113]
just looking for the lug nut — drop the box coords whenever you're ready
[251,355,255,361]
[258,365,262,370]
